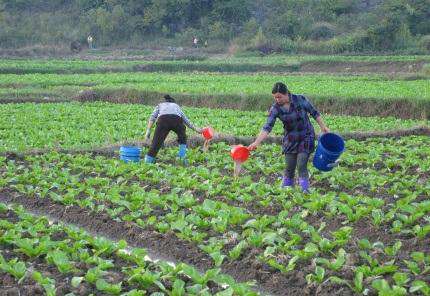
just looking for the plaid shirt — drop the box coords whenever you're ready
[262,94,320,154]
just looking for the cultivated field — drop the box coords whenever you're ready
[0,53,429,295]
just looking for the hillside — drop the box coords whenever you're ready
[0,0,429,54]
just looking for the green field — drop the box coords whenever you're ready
[1,136,429,295]
[0,55,429,295]
[1,55,429,74]
[1,72,428,100]
[0,102,426,152]
[1,71,429,120]
[1,56,429,119]
[0,203,256,295]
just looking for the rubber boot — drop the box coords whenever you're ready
[178,144,188,165]
[144,155,155,164]
[282,176,294,188]
[298,178,310,193]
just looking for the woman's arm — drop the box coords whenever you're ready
[145,105,159,139]
[316,115,329,133]
[301,96,329,133]
[145,119,154,140]
[182,114,200,132]
[179,108,202,133]
[248,130,269,150]
[248,105,278,150]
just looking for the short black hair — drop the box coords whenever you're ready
[164,94,175,102]
[272,82,289,95]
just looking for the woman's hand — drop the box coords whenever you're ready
[320,126,330,133]
[316,116,329,134]
[145,129,151,140]
[145,120,154,140]
[248,131,269,151]
[248,142,259,151]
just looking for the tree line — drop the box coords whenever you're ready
[0,0,429,53]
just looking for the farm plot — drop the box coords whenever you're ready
[1,55,429,74]
[0,203,255,295]
[0,72,427,102]
[1,71,428,119]
[0,135,429,295]
[219,55,430,64]
[0,102,426,153]
[0,59,141,74]
[1,56,429,119]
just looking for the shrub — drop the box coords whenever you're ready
[310,22,337,40]
[419,35,430,52]
[421,63,430,76]
[393,23,417,50]
[278,38,297,53]
[235,28,281,55]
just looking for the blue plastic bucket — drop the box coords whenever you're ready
[313,133,345,172]
[119,146,141,163]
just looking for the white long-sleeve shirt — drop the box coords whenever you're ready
[149,102,196,130]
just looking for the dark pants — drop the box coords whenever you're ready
[147,115,186,158]
[285,153,309,179]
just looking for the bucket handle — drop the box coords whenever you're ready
[326,159,341,168]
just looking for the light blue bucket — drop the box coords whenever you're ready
[120,146,141,163]
[313,133,345,172]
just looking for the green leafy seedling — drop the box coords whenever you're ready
[32,271,56,296]
[410,280,430,296]
[306,266,325,285]
[95,279,122,295]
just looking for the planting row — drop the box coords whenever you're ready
[0,202,256,295]
[0,102,426,152]
[0,72,428,103]
[1,55,428,74]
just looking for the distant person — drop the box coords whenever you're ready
[144,94,203,164]
[193,37,198,48]
[248,82,330,193]
[70,40,82,53]
[87,35,94,50]
[204,40,208,48]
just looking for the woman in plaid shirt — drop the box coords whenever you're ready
[248,82,330,192]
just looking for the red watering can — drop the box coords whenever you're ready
[202,127,214,140]
[230,145,250,163]
[201,127,214,152]
[230,145,250,177]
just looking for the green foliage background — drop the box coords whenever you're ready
[0,0,429,53]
